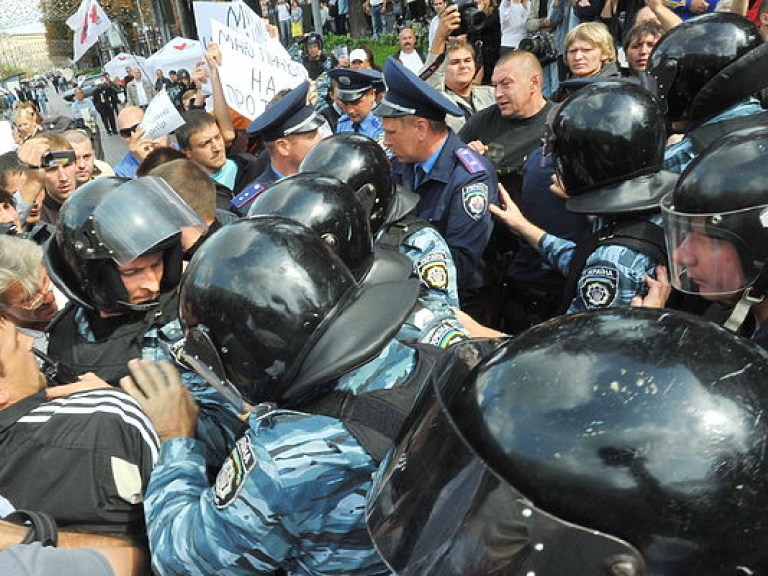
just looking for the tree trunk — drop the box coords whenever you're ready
[349,0,368,38]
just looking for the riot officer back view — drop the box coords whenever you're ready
[492,80,675,313]
[299,132,461,307]
[649,12,768,173]
[368,307,768,575]
[44,176,203,384]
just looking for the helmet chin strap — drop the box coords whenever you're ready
[115,299,159,313]
[723,270,768,333]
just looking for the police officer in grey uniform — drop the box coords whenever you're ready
[230,81,325,216]
[376,58,499,321]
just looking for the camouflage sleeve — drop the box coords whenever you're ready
[567,245,658,314]
[538,233,577,277]
[144,321,246,470]
[401,227,461,308]
[145,415,386,576]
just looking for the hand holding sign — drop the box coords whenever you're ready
[139,89,186,141]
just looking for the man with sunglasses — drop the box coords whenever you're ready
[16,134,79,227]
[114,106,171,179]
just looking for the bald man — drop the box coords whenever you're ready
[114,106,171,179]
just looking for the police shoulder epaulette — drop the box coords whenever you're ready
[230,182,266,209]
[455,147,486,174]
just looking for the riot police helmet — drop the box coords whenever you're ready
[549,80,671,213]
[246,172,374,279]
[45,176,202,314]
[648,12,768,123]
[661,126,768,304]
[179,216,420,408]
[298,132,396,234]
[368,308,768,576]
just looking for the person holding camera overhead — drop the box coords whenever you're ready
[422,2,496,132]
[16,134,81,227]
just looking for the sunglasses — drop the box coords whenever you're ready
[119,123,141,138]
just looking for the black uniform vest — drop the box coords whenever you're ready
[47,292,178,386]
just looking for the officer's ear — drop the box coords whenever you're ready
[273,137,292,158]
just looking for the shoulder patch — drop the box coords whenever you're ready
[455,147,486,174]
[579,265,619,309]
[231,182,266,210]
[416,250,450,292]
[214,435,257,509]
[462,183,489,220]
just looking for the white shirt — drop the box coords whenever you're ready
[399,50,425,75]
[499,0,530,48]
[278,2,290,21]
[134,81,149,106]
[428,15,440,49]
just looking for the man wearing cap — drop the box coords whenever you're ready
[376,58,498,321]
[329,68,385,146]
[230,81,325,216]
[349,48,372,69]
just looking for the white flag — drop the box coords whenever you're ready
[66,0,112,62]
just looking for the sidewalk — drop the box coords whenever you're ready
[45,86,128,168]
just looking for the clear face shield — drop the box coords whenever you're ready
[661,192,766,299]
[91,176,206,265]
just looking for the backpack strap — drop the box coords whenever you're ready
[378,214,433,251]
[300,344,444,463]
[687,111,768,155]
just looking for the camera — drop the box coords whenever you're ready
[518,32,558,66]
[41,150,76,169]
[447,0,486,36]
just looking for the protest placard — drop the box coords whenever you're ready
[139,90,185,140]
[211,19,307,120]
[193,0,268,48]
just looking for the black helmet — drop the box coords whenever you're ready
[179,216,420,407]
[368,308,768,576]
[550,81,671,212]
[298,132,397,234]
[45,177,200,314]
[648,13,768,122]
[246,172,374,279]
[661,126,768,305]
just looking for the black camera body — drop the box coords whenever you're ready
[518,31,558,66]
[448,0,486,36]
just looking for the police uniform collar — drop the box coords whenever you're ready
[374,58,463,121]
[247,81,324,141]
[329,68,382,103]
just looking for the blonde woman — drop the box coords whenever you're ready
[12,106,42,145]
[563,21,619,78]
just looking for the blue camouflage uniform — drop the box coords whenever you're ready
[663,99,765,174]
[144,298,468,576]
[538,213,662,313]
[232,81,325,216]
[381,224,461,308]
[375,58,498,303]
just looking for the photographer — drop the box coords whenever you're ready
[423,3,495,132]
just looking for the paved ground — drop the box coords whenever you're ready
[45,86,128,167]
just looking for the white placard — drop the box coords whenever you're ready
[193,0,269,48]
[211,19,307,120]
[139,90,185,141]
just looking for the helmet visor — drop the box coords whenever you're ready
[93,176,205,265]
[661,192,764,297]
